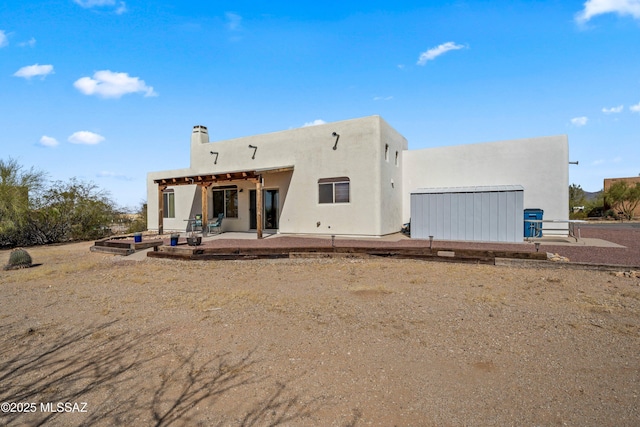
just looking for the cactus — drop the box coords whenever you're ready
[4,248,33,270]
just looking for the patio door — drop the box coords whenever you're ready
[250,189,279,230]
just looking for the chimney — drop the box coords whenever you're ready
[191,125,209,145]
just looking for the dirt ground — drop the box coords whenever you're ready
[1,239,639,426]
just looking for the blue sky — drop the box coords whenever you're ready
[1,0,639,208]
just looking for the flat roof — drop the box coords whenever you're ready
[411,185,524,195]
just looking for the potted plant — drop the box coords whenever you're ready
[186,230,201,246]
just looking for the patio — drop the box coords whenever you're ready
[95,224,639,268]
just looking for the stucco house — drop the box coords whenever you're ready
[147,115,569,240]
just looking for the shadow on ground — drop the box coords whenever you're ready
[0,321,317,426]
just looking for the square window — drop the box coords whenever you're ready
[225,189,238,218]
[319,183,334,204]
[212,187,238,218]
[212,191,224,217]
[334,182,350,203]
[163,192,175,218]
[318,178,350,204]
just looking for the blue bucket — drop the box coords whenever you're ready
[134,233,142,243]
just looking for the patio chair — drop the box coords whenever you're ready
[208,213,224,234]
[193,214,203,232]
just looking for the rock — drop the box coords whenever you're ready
[611,271,640,278]
[547,253,570,262]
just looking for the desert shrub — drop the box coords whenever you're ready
[569,211,587,220]
[37,178,116,241]
[569,184,586,212]
[0,158,118,247]
[126,202,148,233]
[604,181,640,221]
[0,158,47,247]
[603,209,620,220]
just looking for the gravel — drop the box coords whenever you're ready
[0,226,639,426]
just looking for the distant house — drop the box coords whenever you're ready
[147,115,569,241]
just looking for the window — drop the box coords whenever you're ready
[212,186,238,218]
[163,190,175,218]
[318,177,350,204]
[395,151,399,166]
[385,144,389,161]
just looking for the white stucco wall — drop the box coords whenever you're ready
[379,118,409,234]
[402,135,569,235]
[148,116,407,236]
[146,167,196,233]
[148,118,567,238]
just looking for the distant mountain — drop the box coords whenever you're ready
[584,191,601,202]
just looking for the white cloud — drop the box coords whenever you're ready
[593,156,623,165]
[18,37,36,47]
[225,12,242,30]
[97,171,133,180]
[68,131,105,145]
[74,70,157,98]
[13,64,54,79]
[373,96,393,101]
[575,0,640,24]
[571,116,589,126]
[115,2,127,14]
[302,119,326,127]
[74,0,127,14]
[417,42,465,65]
[0,30,8,48]
[39,136,59,147]
[631,102,640,113]
[75,0,115,6]
[602,105,624,113]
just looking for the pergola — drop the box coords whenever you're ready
[153,166,293,239]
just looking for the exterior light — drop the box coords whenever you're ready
[210,151,218,164]
[248,145,257,159]
[332,132,340,150]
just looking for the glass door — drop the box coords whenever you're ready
[250,189,279,230]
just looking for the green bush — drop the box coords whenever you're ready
[0,158,119,247]
[126,202,148,234]
[569,211,587,220]
[604,181,640,221]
